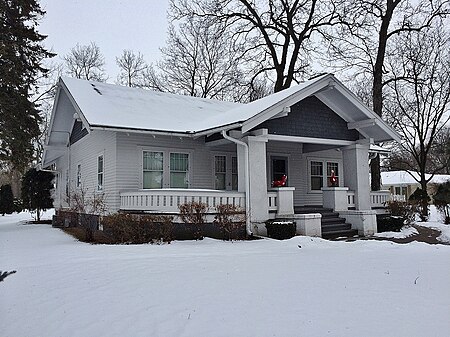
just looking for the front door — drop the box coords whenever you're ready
[271,156,288,186]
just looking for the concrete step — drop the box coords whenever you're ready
[321,229,359,240]
[321,217,346,225]
[321,223,352,232]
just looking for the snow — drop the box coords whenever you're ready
[374,225,419,239]
[418,206,450,244]
[61,74,329,134]
[382,170,450,186]
[2,210,450,337]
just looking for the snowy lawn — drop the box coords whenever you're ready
[1,210,450,337]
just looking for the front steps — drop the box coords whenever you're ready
[293,206,359,239]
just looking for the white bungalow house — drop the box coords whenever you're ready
[42,74,400,238]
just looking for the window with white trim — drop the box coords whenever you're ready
[97,155,104,191]
[143,151,163,189]
[231,156,238,190]
[170,153,189,188]
[215,155,227,190]
[76,164,82,188]
[142,150,190,189]
[309,159,341,191]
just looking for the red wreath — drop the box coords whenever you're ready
[272,174,287,187]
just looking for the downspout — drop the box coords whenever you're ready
[221,130,253,236]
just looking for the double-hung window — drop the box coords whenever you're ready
[143,151,163,189]
[76,164,82,188]
[214,154,238,190]
[143,150,190,189]
[170,153,189,188]
[97,155,104,191]
[309,159,341,191]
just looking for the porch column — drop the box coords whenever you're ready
[342,143,370,210]
[247,136,268,222]
[236,143,247,192]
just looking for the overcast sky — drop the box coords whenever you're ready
[39,0,169,80]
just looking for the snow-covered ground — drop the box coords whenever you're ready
[1,210,450,337]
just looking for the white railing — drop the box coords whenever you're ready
[120,189,245,212]
[347,190,355,208]
[267,191,278,211]
[391,194,406,202]
[370,190,391,208]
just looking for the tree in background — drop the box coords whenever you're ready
[0,184,15,215]
[324,0,449,190]
[384,26,450,220]
[0,0,55,171]
[21,168,53,221]
[116,50,148,87]
[63,42,106,81]
[433,181,450,224]
[145,18,250,101]
[170,0,343,93]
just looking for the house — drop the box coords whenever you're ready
[42,73,400,238]
[381,170,450,201]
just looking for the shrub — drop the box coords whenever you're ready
[265,220,296,240]
[101,213,174,244]
[433,181,450,224]
[21,168,54,221]
[409,188,430,221]
[0,184,15,215]
[179,201,208,240]
[213,204,246,241]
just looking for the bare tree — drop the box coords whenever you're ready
[145,17,248,101]
[63,42,106,81]
[384,26,450,219]
[324,0,449,190]
[116,50,148,87]
[170,0,344,93]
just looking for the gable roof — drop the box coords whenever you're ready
[42,74,401,167]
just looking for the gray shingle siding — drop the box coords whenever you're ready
[256,96,360,141]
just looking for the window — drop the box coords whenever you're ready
[76,164,81,188]
[310,161,323,191]
[97,155,104,191]
[309,159,341,191]
[170,153,189,188]
[143,151,163,189]
[215,156,226,190]
[232,156,238,190]
[326,162,339,187]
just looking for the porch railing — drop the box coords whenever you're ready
[120,189,245,212]
[267,191,278,211]
[346,190,392,209]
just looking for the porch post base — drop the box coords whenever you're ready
[322,187,349,211]
[270,187,295,216]
[294,213,322,237]
[339,210,377,236]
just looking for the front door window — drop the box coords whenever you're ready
[272,157,288,186]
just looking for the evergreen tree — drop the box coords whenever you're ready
[0,184,15,215]
[433,182,450,224]
[0,0,54,170]
[21,168,53,221]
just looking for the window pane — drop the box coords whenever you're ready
[232,174,238,191]
[170,153,189,171]
[215,173,226,190]
[311,161,323,176]
[215,156,226,173]
[311,177,323,190]
[170,172,188,188]
[98,156,104,173]
[144,171,163,189]
[98,173,103,191]
[327,162,338,176]
[143,152,163,170]
[232,157,238,174]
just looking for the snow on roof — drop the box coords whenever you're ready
[61,74,329,134]
[381,171,450,186]
[61,77,242,133]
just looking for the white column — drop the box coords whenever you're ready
[342,143,370,210]
[236,143,247,193]
[247,136,268,222]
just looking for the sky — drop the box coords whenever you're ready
[39,0,169,80]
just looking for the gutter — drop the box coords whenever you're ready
[221,130,253,236]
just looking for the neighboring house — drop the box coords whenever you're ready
[42,73,400,237]
[382,170,450,201]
